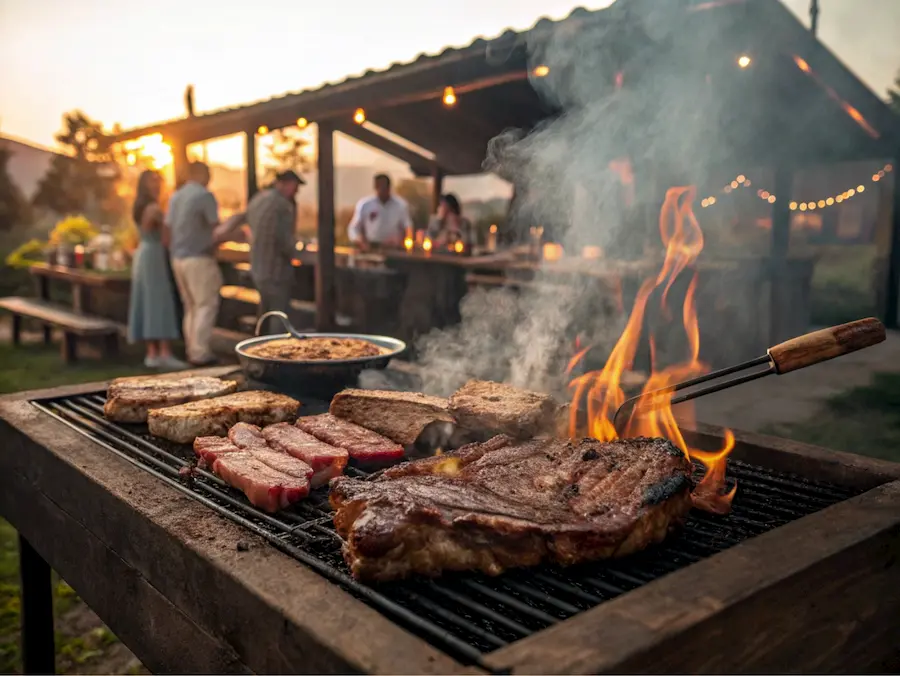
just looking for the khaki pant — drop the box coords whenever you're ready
[171,256,222,363]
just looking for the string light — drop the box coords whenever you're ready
[533,65,550,77]
[257,125,268,135]
[443,86,457,107]
[353,108,366,124]
[296,117,308,129]
[737,55,752,69]
[703,163,892,211]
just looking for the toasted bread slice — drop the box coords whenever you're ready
[147,391,300,444]
[329,389,452,446]
[104,375,238,423]
[448,379,559,439]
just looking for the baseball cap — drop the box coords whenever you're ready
[276,169,306,185]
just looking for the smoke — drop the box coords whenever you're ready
[414,0,731,396]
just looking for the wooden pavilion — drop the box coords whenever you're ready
[110,0,900,332]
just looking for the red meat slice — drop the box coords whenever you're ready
[193,436,242,466]
[295,413,405,463]
[212,451,310,512]
[262,423,348,487]
[228,422,269,450]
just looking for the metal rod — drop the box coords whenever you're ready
[19,535,56,675]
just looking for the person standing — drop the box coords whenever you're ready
[128,170,186,370]
[427,193,473,249]
[166,161,222,366]
[347,173,412,249]
[247,170,304,334]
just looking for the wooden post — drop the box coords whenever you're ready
[171,139,189,189]
[316,121,336,332]
[245,130,258,201]
[885,162,900,328]
[769,167,793,344]
[430,165,444,215]
[19,535,56,675]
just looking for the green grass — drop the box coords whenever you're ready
[0,332,150,674]
[763,371,900,463]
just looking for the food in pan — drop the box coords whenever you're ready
[104,375,238,423]
[243,336,388,361]
[330,435,693,582]
[329,388,453,446]
[295,413,405,463]
[448,379,560,439]
[147,391,300,444]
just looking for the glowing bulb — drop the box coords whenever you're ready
[857,185,865,192]
[744,179,751,187]
[442,86,457,107]
[794,56,811,72]
[453,240,464,254]
[353,108,366,124]
[848,188,855,197]
[730,181,739,189]
[760,190,769,198]
[808,202,817,210]
[836,195,844,203]
[257,125,268,135]
[724,186,733,194]
[737,55,752,69]
[708,196,716,205]
[296,117,308,129]
[404,236,413,252]
[701,198,710,208]
[126,153,136,166]
[768,195,776,204]
[826,197,834,206]
[817,200,825,208]
[736,175,746,183]
[489,224,498,234]
[422,237,433,253]
[533,65,550,77]
[886,164,893,172]
[789,201,798,210]
[799,203,807,211]
[874,174,881,181]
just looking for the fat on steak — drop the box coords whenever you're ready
[146,391,300,444]
[295,413,405,463]
[104,375,238,423]
[262,423,348,488]
[330,435,694,582]
[213,452,310,512]
[228,422,270,450]
[329,389,453,446]
[448,379,560,439]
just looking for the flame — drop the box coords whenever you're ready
[568,186,735,514]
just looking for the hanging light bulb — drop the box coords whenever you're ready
[296,117,308,129]
[737,55,752,69]
[533,65,550,77]
[353,108,366,124]
[789,201,798,210]
[257,125,268,135]
[826,197,834,206]
[443,86,457,107]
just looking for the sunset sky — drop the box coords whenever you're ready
[1,0,898,170]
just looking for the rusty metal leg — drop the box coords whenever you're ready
[18,535,55,675]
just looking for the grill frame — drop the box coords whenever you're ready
[27,386,887,672]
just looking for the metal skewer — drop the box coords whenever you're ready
[612,317,886,435]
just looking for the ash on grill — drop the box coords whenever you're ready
[34,390,861,668]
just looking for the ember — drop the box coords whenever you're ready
[568,186,736,513]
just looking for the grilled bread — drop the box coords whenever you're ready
[104,375,239,423]
[329,388,453,446]
[448,379,560,439]
[147,391,300,444]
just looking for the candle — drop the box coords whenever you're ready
[542,242,563,262]
[487,224,498,252]
[454,240,464,254]
[74,244,85,267]
[423,237,433,254]
[404,236,414,252]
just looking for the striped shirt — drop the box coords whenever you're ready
[247,188,296,285]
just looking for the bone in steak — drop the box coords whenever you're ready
[295,413,405,463]
[330,435,693,581]
[262,423,348,488]
[329,389,453,446]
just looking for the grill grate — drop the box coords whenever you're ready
[33,392,861,670]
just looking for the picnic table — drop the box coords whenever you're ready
[29,263,131,316]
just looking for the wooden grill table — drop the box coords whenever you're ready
[1,367,899,673]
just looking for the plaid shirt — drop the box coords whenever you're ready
[248,188,296,285]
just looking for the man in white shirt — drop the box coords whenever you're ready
[347,174,412,249]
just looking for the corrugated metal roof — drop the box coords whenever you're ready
[114,5,604,137]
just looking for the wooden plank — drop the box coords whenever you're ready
[29,262,130,289]
[484,480,900,674]
[682,421,900,490]
[245,129,258,200]
[0,390,473,675]
[335,123,435,176]
[316,121,337,331]
[0,297,118,335]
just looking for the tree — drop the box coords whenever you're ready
[889,69,900,114]
[258,128,313,187]
[32,110,123,220]
[0,142,32,230]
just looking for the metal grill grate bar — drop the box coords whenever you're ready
[32,391,863,667]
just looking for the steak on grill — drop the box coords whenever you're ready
[213,452,311,512]
[295,413,405,463]
[104,375,238,423]
[330,435,693,581]
[329,389,453,446]
[262,423,348,488]
[448,379,560,439]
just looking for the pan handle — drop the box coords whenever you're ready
[255,311,290,337]
[767,317,885,374]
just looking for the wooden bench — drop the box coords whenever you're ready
[0,296,120,364]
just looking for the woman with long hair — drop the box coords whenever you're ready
[427,193,473,250]
[128,170,186,369]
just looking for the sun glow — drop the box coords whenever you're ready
[120,133,173,170]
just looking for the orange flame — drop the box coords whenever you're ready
[568,186,736,514]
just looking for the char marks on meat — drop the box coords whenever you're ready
[330,435,693,581]
[295,413,405,463]
[448,379,560,439]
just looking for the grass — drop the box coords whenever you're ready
[0,328,152,674]
[763,371,900,463]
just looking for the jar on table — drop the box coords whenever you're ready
[90,226,115,271]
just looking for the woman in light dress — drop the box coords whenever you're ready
[128,170,187,370]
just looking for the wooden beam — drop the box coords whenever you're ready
[171,139,189,188]
[886,160,900,328]
[769,167,793,343]
[334,123,434,175]
[431,165,444,214]
[245,130,258,201]
[316,121,336,331]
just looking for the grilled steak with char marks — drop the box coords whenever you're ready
[104,375,238,423]
[330,435,693,582]
[295,413,405,463]
[448,379,560,439]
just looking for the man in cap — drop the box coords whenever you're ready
[247,169,305,333]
